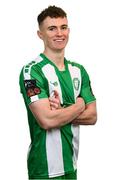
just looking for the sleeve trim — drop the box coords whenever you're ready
[86,100,96,105]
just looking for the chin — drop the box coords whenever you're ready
[53,47,65,52]
[52,41,67,50]
[54,45,66,50]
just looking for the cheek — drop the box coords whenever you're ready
[64,31,69,39]
[65,34,69,42]
[45,34,54,42]
[45,37,54,46]
[66,31,70,37]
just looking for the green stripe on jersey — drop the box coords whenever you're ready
[61,124,74,172]
[28,131,49,179]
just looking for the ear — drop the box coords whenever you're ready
[37,30,43,40]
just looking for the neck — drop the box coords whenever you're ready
[43,49,65,71]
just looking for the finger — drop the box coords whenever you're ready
[50,102,59,109]
[49,97,59,104]
[51,107,56,110]
[52,98,59,104]
[54,90,59,97]
[54,90,60,100]
[49,97,54,101]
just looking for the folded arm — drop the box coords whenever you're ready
[29,97,85,130]
[49,92,97,126]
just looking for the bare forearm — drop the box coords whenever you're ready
[72,102,97,125]
[75,109,97,125]
[46,103,84,128]
[29,98,85,130]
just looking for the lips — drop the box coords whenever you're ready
[54,39,65,42]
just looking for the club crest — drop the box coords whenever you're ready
[73,78,80,91]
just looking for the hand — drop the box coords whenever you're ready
[72,97,85,125]
[76,97,85,111]
[49,90,61,110]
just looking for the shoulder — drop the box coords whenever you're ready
[19,56,43,87]
[23,55,44,71]
[65,59,89,79]
[66,58,84,70]
[20,55,47,78]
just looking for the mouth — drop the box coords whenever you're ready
[53,39,65,42]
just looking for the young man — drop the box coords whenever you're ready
[19,6,97,180]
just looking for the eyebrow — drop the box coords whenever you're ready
[47,26,56,29]
[47,24,68,29]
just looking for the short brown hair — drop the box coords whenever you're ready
[37,6,67,26]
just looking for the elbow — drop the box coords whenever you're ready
[38,117,54,130]
[90,113,97,125]
[39,120,51,130]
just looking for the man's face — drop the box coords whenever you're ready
[38,17,70,52]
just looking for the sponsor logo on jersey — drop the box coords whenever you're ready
[24,79,41,97]
[73,78,80,91]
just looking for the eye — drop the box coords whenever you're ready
[61,25,68,30]
[48,26,56,31]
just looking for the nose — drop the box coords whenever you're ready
[56,28,62,36]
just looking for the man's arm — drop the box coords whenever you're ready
[72,101,97,125]
[29,97,85,130]
[49,91,97,126]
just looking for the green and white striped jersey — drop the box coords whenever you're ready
[19,53,96,179]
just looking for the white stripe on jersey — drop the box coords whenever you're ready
[68,64,81,102]
[42,64,64,177]
[68,64,81,170]
[42,64,63,104]
[46,129,65,178]
[71,125,80,169]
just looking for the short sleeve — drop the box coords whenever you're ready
[19,65,48,105]
[80,66,96,104]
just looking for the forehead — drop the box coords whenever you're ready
[41,17,68,28]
